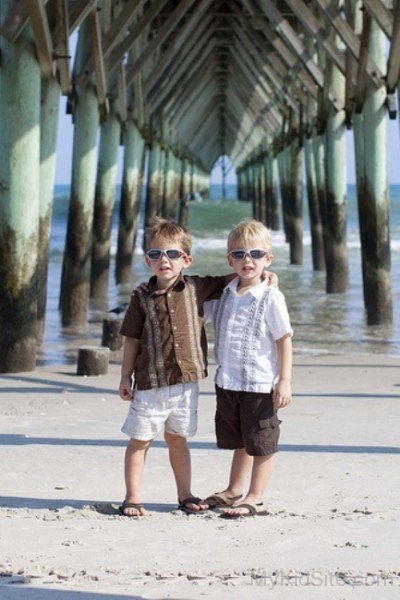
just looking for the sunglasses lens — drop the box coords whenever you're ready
[250,250,266,259]
[147,250,162,260]
[230,250,246,260]
[166,250,182,259]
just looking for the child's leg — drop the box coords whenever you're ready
[164,432,207,511]
[123,437,152,516]
[223,453,275,516]
[216,448,253,497]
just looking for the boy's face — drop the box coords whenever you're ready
[227,236,273,283]
[145,235,192,287]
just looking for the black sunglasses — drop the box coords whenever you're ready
[228,249,268,260]
[146,248,185,260]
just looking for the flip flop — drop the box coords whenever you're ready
[178,496,209,514]
[204,491,242,509]
[219,502,268,519]
[118,502,145,517]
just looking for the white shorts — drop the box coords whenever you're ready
[121,381,199,440]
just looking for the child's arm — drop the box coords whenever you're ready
[119,337,140,401]
[273,333,292,409]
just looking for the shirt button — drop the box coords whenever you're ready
[170,309,175,313]
[168,293,172,298]
[175,343,179,347]
[173,326,177,330]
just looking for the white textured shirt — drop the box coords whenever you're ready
[205,278,293,393]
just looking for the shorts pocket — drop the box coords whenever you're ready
[258,414,281,431]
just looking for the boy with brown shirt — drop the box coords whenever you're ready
[118,218,277,517]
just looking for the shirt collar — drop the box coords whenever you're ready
[147,273,186,295]
[226,276,269,298]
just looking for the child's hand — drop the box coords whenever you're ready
[262,269,278,287]
[119,376,134,401]
[273,379,292,409]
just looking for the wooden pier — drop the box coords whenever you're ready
[0,0,398,372]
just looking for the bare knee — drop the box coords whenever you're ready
[127,438,152,452]
[164,432,188,449]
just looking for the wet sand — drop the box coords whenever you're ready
[1,354,399,599]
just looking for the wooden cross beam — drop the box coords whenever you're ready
[0,0,50,43]
[310,0,384,88]
[54,0,71,94]
[69,0,98,34]
[387,1,400,92]
[90,9,109,119]
[27,0,54,78]
[363,0,393,38]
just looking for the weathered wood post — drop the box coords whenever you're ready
[178,158,190,227]
[164,152,179,218]
[144,140,162,231]
[38,77,61,340]
[259,156,267,224]
[324,37,349,293]
[287,137,303,265]
[304,134,325,271]
[361,20,392,324]
[0,5,41,372]
[265,152,280,231]
[277,145,290,242]
[115,121,145,284]
[90,100,120,298]
[59,21,100,328]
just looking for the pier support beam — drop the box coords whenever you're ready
[325,43,349,293]
[287,139,303,265]
[0,8,41,372]
[178,158,190,227]
[144,141,162,231]
[361,21,392,324]
[304,135,325,271]
[38,77,61,340]
[115,121,145,284]
[264,153,280,231]
[60,21,99,329]
[90,103,120,298]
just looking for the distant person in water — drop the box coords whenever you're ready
[204,219,293,518]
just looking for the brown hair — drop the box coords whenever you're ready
[228,219,271,251]
[146,217,192,255]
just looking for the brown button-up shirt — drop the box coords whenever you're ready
[120,274,226,390]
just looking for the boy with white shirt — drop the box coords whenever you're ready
[204,219,293,518]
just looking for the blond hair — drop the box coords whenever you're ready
[146,217,192,255]
[228,219,271,251]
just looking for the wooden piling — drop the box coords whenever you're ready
[324,37,349,293]
[115,121,145,284]
[0,8,41,372]
[38,77,61,340]
[90,106,121,298]
[144,141,162,231]
[164,152,179,219]
[265,153,280,231]
[178,158,190,227]
[287,138,303,265]
[361,21,392,324]
[304,136,325,271]
[59,21,100,328]
[90,103,120,298]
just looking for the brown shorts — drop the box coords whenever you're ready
[215,385,280,456]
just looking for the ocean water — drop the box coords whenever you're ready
[37,183,400,365]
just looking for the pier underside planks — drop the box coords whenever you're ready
[0,0,398,371]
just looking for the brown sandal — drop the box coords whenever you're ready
[204,492,242,509]
[118,502,145,517]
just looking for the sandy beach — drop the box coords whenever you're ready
[1,353,400,599]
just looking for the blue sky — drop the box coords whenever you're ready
[55,101,400,185]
